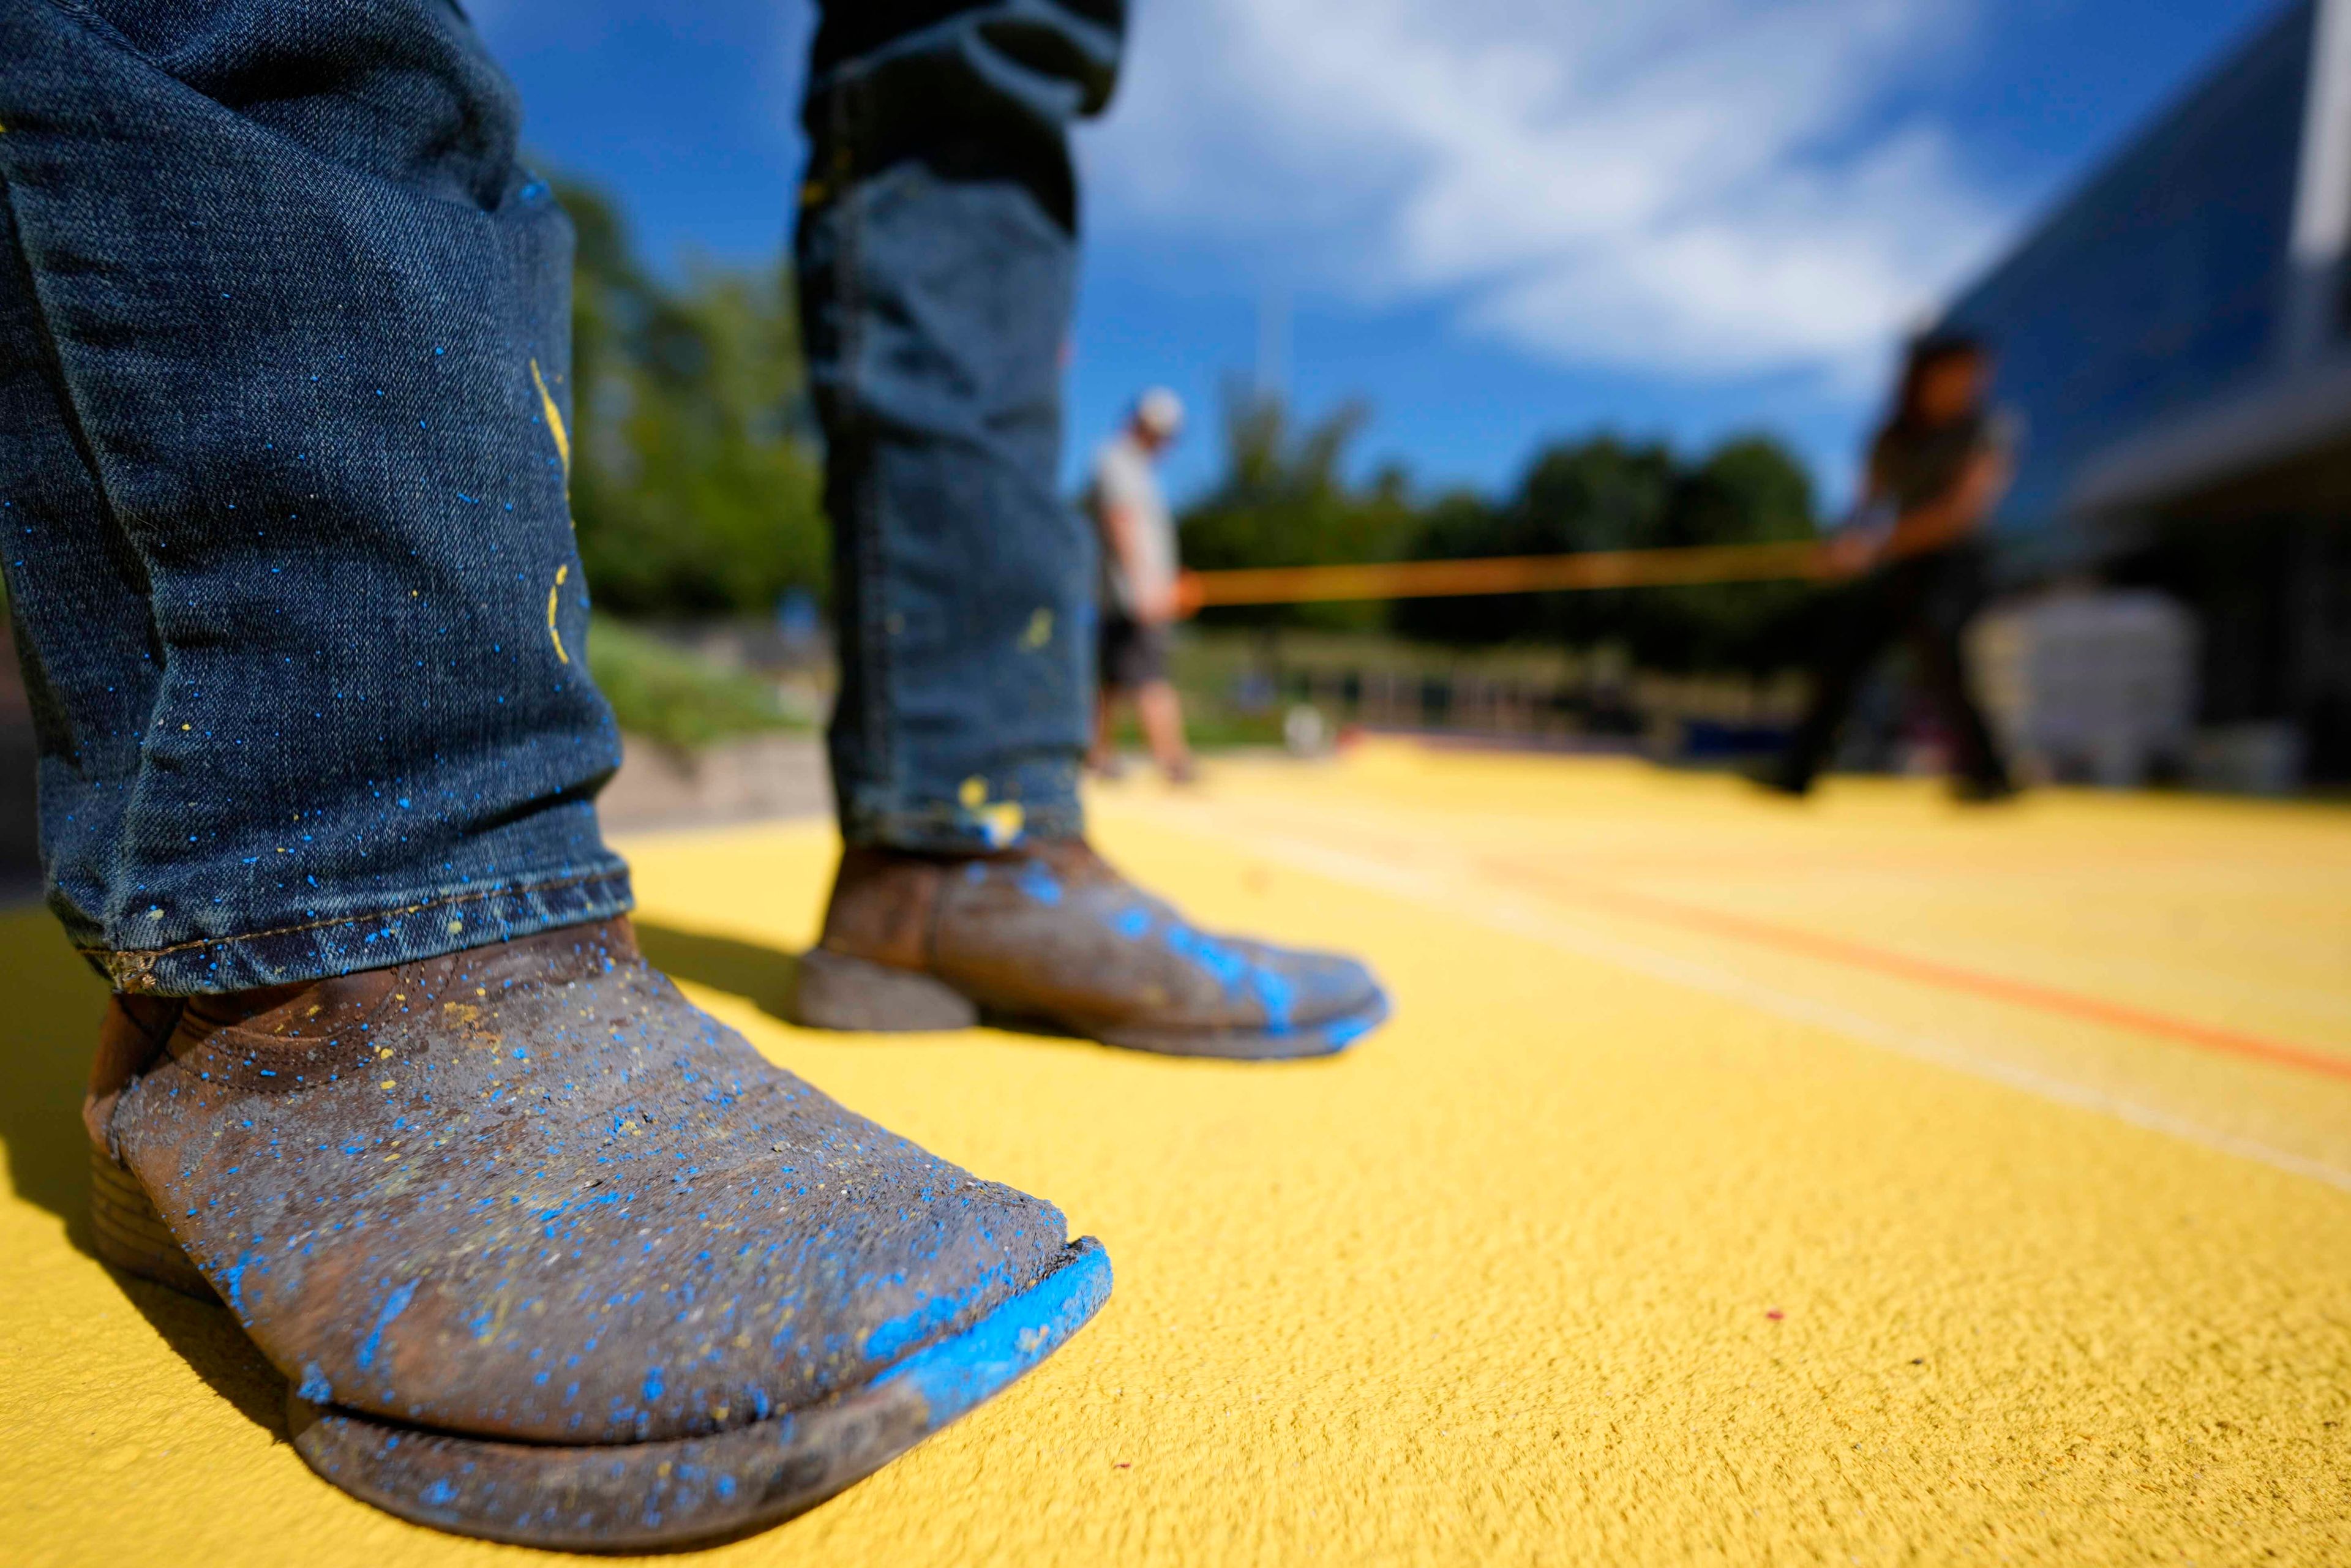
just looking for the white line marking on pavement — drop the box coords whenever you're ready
[1168,812,2351,1197]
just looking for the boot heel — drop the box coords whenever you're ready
[88,1146,219,1304]
[787,949,979,1032]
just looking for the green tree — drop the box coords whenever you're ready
[1178,383,1420,631]
[1395,430,1819,668]
[1643,435,1820,671]
[1394,434,1676,647]
[557,178,828,620]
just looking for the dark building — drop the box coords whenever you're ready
[1943,0,2351,784]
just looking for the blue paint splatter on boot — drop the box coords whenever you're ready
[1013,862,1063,906]
[356,1278,417,1372]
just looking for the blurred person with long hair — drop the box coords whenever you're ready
[1763,330,2019,800]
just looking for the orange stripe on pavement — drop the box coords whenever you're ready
[1499,869,2351,1084]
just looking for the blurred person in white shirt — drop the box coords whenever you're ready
[1087,387,1196,782]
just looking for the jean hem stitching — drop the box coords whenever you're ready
[83,866,631,983]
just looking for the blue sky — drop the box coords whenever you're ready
[470,0,2284,510]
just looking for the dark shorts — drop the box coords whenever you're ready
[1098,612,1169,691]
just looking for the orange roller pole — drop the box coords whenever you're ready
[1176,539,1830,614]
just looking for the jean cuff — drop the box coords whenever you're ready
[841,761,1085,853]
[84,865,636,995]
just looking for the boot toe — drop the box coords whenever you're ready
[333,1146,1073,1444]
[113,944,1086,1447]
[103,924,1111,1547]
[1233,940,1385,1028]
[843,838,1398,1057]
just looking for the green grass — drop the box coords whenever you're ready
[585,615,806,750]
[1101,706,1289,751]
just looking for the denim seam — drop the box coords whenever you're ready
[80,865,627,971]
[857,797,1084,851]
[0,154,176,937]
[837,108,894,817]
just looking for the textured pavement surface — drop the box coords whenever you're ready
[4,741,2348,1566]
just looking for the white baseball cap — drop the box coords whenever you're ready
[1134,386,1185,438]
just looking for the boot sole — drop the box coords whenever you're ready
[89,1146,222,1302]
[288,1238,1111,1550]
[1093,988,1390,1060]
[89,1146,1112,1550]
[790,948,1389,1060]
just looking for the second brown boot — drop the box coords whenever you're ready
[787,839,1389,1058]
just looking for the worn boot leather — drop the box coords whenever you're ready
[84,917,1110,1550]
[789,839,1389,1058]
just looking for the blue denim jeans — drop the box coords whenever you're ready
[0,1,629,994]
[799,1,1124,851]
[0,0,1121,993]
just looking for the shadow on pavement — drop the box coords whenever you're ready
[634,920,803,1021]
[0,904,107,1232]
[122,1275,291,1441]
[634,920,1116,1050]
[0,905,288,1438]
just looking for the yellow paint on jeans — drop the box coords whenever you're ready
[528,357,569,492]
[975,803,1024,847]
[958,775,1026,846]
[546,564,569,664]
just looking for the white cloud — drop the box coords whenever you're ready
[1084,0,2011,386]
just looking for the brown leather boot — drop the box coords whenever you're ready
[788,839,1389,1058]
[83,917,1109,1550]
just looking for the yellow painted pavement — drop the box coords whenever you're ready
[5,741,2350,1565]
